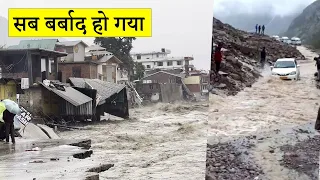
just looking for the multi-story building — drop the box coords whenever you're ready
[131,48,194,72]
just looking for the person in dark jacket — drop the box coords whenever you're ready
[3,109,15,144]
[260,47,266,68]
[262,25,265,35]
[258,25,261,34]
[255,24,258,34]
[213,43,223,73]
[315,55,320,81]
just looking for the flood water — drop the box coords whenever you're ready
[58,103,208,180]
[208,46,320,140]
[208,46,320,180]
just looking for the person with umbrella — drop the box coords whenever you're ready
[1,99,21,144]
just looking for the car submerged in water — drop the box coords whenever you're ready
[271,58,300,80]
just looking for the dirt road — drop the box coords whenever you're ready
[207,46,320,180]
[59,102,208,180]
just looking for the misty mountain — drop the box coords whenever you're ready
[0,16,66,47]
[215,13,300,36]
[285,0,320,48]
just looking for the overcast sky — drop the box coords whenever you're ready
[0,0,213,70]
[213,0,315,16]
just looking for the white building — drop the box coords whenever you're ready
[131,48,194,71]
[85,45,129,84]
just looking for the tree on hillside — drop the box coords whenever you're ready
[133,62,145,80]
[94,37,136,79]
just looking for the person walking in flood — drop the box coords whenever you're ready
[255,24,258,34]
[258,25,261,34]
[213,42,223,73]
[3,109,15,144]
[262,25,265,35]
[260,47,266,68]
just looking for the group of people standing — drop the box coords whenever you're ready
[255,24,265,35]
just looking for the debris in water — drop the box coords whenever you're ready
[30,160,44,163]
[73,150,93,159]
[85,174,99,180]
[50,158,59,161]
[25,147,41,151]
[69,139,91,149]
[86,164,114,173]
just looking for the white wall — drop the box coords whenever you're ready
[132,53,167,61]
[73,43,85,62]
[41,59,51,73]
[142,60,185,70]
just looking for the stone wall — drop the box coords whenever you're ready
[19,86,42,116]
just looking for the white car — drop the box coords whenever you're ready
[281,37,291,44]
[272,35,280,41]
[271,58,300,80]
[291,37,302,46]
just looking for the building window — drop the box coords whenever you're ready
[157,62,163,66]
[137,54,141,60]
[177,61,182,65]
[149,84,153,89]
[72,66,81,77]
[65,47,73,54]
[167,61,173,66]
[156,54,159,58]
[146,65,151,68]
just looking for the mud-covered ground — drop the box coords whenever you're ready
[207,46,320,180]
[59,102,208,180]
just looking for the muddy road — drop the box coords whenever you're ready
[59,102,208,180]
[207,46,320,180]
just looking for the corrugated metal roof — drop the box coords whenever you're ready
[8,39,59,51]
[60,40,88,47]
[68,78,126,105]
[97,55,123,64]
[141,71,185,80]
[39,82,92,106]
[86,45,107,52]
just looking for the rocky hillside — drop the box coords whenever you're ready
[211,17,305,95]
[285,0,320,48]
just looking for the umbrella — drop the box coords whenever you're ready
[2,99,21,115]
[0,102,5,123]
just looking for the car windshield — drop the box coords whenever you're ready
[274,61,296,68]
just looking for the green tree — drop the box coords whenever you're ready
[134,62,145,80]
[94,37,136,79]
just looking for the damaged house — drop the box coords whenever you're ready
[39,80,94,123]
[136,71,194,103]
[0,40,68,114]
[67,78,129,120]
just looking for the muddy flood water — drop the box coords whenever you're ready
[58,102,208,180]
[209,46,320,139]
[207,46,320,180]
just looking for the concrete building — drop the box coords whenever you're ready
[58,40,88,62]
[86,45,129,84]
[183,71,209,100]
[131,48,194,72]
[137,71,185,103]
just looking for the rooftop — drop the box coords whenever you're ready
[39,81,92,106]
[8,39,59,51]
[59,40,89,47]
[68,78,126,105]
[0,48,68,57]
[141,71,185,80]
[277,58,296,62]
